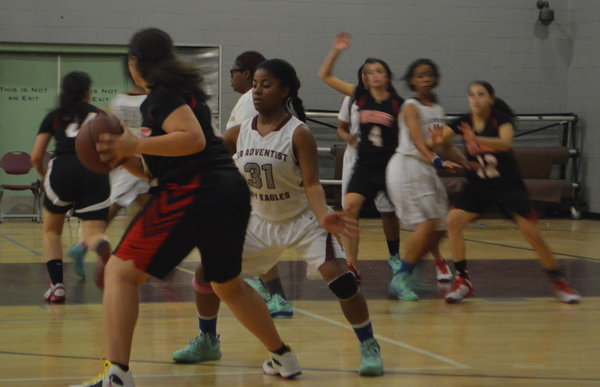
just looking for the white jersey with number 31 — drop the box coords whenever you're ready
[234,115,308,223]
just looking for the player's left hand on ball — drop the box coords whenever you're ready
[97,122,139,169]
[321,211,359,239]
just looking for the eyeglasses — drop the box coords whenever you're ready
[230,68,243,76]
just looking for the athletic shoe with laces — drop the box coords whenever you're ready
[387,253,401,274]
[244,277,271,303]
[263,346,301,379]
[347,261,362,286]
[172,332,222,363]
[69,360,135,387]
[267,294,294,318]
[43,282,65,303]
[445,275,474,304]
[388,272,419,301]
[67,242,88,279]
[358,338,384,376]
[553,280,581,304]
[434,259,453,282]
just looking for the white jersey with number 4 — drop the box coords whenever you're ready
[234,114,308,222]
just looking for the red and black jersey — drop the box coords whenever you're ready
[140,87,235,186]
[448,110,523,189]
[354,85,404,171]
[37,103,104,156]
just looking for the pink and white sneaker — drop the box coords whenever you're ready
[445,275,473,304]
[553,280,581,304]
[43,283,65,303]
[434,259,453,282]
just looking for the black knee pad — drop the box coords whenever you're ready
[328,272,359,300]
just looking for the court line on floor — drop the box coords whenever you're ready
[173,265,470,369]
[0,233,40,256]
[294,307,471,369]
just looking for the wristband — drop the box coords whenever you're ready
[432,157,445,169]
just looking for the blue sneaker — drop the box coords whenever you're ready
[245,277,271,303]
[67,242,87,279]
[389,272,419,301]
[387,253,401,274]
[267,294,294,318]
[359,338,383,376]
[172,332,222,363]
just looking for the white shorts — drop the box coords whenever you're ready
[109,167,150,208]
[341,148,395,213]
[386,153,448,231]
[242,209,345,276]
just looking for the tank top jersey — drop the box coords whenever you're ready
[109,93,146,137]
[354,85,404,170]
[397,98,446,160]
[140,87,235,186]
[337,95,361,158]
[37,103,104,155]
[234,114,307,223]
[448,110,523,189]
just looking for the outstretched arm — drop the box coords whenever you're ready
[318,32,357,97]
[293,125,359,239]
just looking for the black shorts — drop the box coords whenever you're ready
[346,164,388,204]
[113,167,250,283]
[452,182,535,219]
[43,154,110,221]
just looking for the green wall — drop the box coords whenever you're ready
[0,44,130,186]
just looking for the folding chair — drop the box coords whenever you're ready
[0,151,42,222]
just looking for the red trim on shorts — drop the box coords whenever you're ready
[114,175,201,272]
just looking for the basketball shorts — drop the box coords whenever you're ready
[43,154,110,221]
[113,167,250,282]
[109,166,150,207]
[452,180,533,219]
[242,208,345,277]
[346,163,390,206]
[342,149,394,212]
[386,153,448,231]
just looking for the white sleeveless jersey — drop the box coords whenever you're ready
[234,115,308,222]
[397,98,446,160]
[109,93,147,137]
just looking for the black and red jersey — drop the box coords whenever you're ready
[37,103,104,156]
[448,110,523,189]
[140,87,234,186]
[354,85,404,170]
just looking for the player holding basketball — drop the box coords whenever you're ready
[319,32,403,281]
[72,28,300,386]
[31,71,112,304]
[173,58,384,376]
[437,81,581,304]
[386,59,462,301]
[67,83,150,278]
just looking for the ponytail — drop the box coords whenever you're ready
[257,58,306,122]
[57,71,92,123]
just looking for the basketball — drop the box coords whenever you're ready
[75,114,123,174]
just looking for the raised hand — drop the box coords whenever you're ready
[429,123,445,147]
[333,32,351,52]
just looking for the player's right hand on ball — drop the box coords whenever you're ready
[97,122,139,169]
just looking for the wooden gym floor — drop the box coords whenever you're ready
[1,216,599,386]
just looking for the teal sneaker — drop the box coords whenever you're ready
[389,272,419,301]
[67,242,87,279]
[267,294,294,318]
[245,277,271,303]
[387,253,401,274]
[172,332,222,363]
[359,338,383,376]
